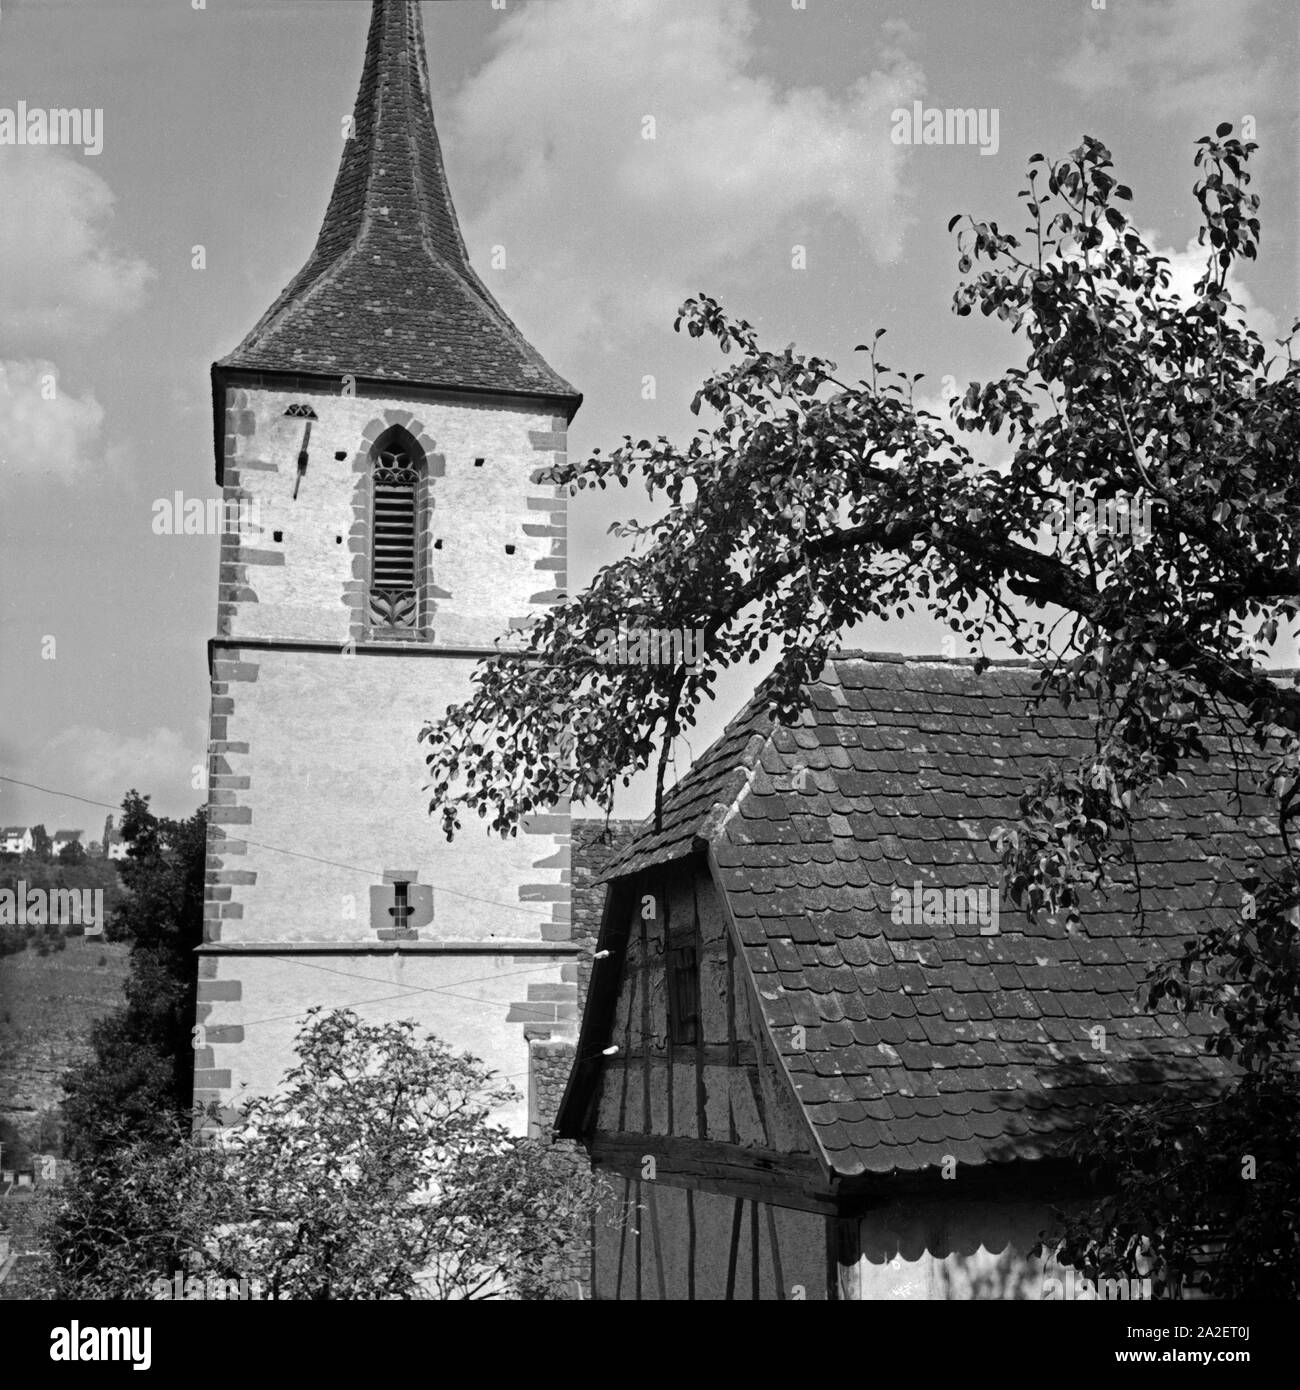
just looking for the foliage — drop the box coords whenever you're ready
[0,856,124,897]
[421,127,1299,1295]
[40,1010,605,1300]
[1047,1078,1298,1299]
[38,1111,225,1298]
[0,856,124,958]
[60,792,206,1163]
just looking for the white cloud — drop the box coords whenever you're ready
[912,385,1011,473]
[450,0,923,354]
[1057,0,1277,121]
[1050,221,1279,348]
[0,359,105,482]
[0,147,153,348]
[38,725,202,820]
[1158,234,1279,345]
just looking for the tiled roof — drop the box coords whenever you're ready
[597,698,773,882]
[591,653,1279,1180]
[217,1,579,405]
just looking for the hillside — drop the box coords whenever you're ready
[0,935,130,1152]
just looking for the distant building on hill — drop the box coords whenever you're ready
[0,828,33,856]
[103,833,129,862]
[50,830,83,856]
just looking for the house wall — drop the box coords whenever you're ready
[587,860,812,1154]
[589,1186,1078,1301]
[848,1194,1075,1300]
[592,1178,828,1300]
[578,862,1093,1301]
[581,860,829,1298]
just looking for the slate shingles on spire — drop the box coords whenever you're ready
[218,0,578,404]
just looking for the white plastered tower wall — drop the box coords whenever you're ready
[195,0,583,1134]
[197,384,576,1134]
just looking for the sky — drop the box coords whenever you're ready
[0,0,1296,832]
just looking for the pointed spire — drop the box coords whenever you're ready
[219,0,577,404]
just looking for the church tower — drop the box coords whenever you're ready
[196,0,580,1134]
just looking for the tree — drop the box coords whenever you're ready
[35,1112,223,1299]
[29,825,51,862]
[60,792,206,1163]
[57,840,86,866]
[41,1010,604,1300]
[421,128,1299,1297]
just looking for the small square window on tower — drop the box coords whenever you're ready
[370,870,434,940]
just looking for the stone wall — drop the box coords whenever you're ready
[523,818,640,1138]
[569,817,642,1021]
[526,819,641,1299]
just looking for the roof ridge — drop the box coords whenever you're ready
[829,649,1039,668]
[234,236,368,369]
[830,648,1300,679]
[700,729,772,844]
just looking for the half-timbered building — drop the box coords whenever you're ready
[558,652,1270,1299]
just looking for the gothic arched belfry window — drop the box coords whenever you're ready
[369,427,422,631]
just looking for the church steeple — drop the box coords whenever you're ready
[197,0,579,1149]
[218,0,578,404]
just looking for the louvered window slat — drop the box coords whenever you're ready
[368,439,421,631]
[371,455,417,593]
